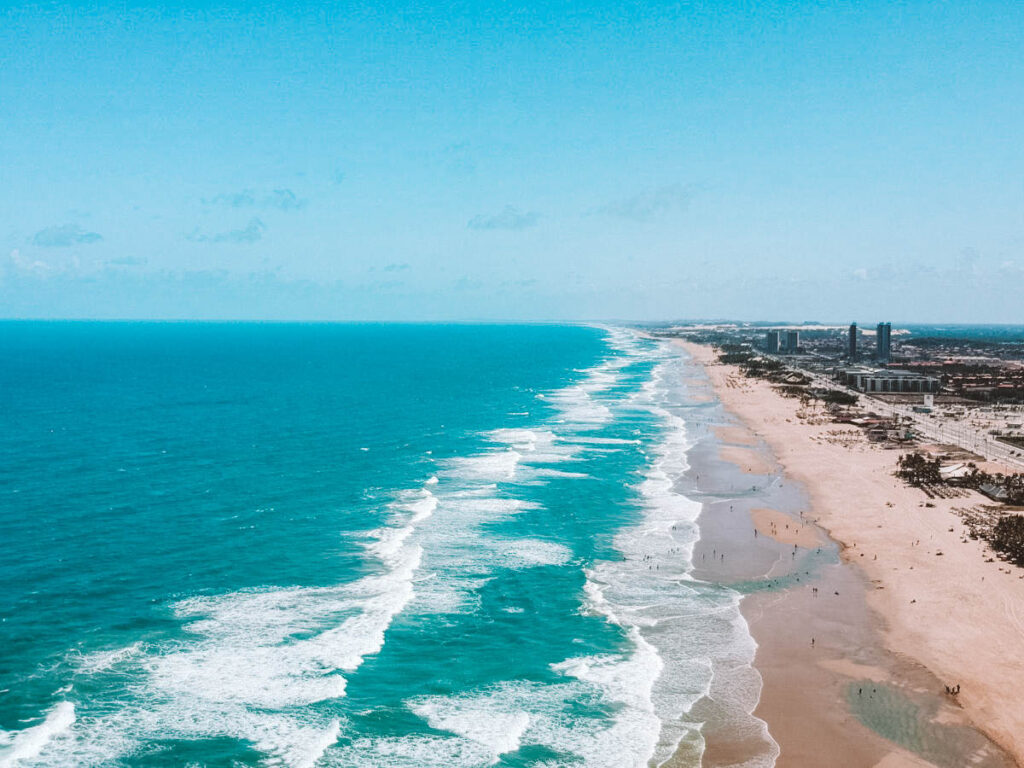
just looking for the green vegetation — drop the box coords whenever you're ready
[819,389,858,406]
[897,453,1024,505]
[734,356,785,378]
[719,352,754,365]
[896,453,943,485]
[897,453,1024,565]
[990,515,1024,566]
[776,385,804,398]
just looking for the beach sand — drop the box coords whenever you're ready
[750,508,821,548]
[676,339,1023,767]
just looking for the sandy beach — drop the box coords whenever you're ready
[678,340,1024,767]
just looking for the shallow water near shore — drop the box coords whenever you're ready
[845,681,1008,768]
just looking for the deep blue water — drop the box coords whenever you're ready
[0,322,765,767]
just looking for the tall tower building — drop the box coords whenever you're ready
[785,330,800,354]
[765,330,780,353]
[876,322,892,363]
[849,323,858,360]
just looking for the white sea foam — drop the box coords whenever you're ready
[327,732,501,767]
[411,698,530,759]
[24,477,445,767]
[498,538,573,568]
[394,673,664,768]
[486,428,578,464]
[406,491,439,523]
[71,701,344,768]
[74,642,143,674]
[529,467,591,480]
[289,718,342,768]
[568,436,640,445]
[0,702,75,767]
[407,427,593,613]
[148,556,419,712]
[449,449,522,481]
[478,429,599,483]
[147,483,435,715]
[576,343,780,767]
[434,334,777,768]
[551,627,664,764]
[545,387,613,427]
[538,327,661,430]
[406,483,567,614]
[347,332,718,768]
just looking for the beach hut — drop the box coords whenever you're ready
[939,463,972,485]
[979,483,1011,503]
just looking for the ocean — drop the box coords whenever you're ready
[0,323,773,768]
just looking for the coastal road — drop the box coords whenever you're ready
[797,368,1024,471]
[871,400,1024,469]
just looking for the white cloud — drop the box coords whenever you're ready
[467,206,541,231]
[32,223,103,247]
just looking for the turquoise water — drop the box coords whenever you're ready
[0,323,770,767]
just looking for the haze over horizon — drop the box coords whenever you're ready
[3,1,1023,322]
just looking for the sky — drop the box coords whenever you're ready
[2,1,1023,322]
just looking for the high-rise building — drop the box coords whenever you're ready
[876,322,892,363]
[848,322,858,360]
[785,330,800,354]
[765,330,780,353]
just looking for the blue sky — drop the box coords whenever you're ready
[2,1,1023,321]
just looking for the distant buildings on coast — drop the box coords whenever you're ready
[843,320,890,364]
[677,319,1023,404]
[648,321,1024,455]
[765,322,888,361]
[837,320,935,392]
[764,329,800,354]
[835,366,940,394]
[876,322,892,363]
[760,319,936,394]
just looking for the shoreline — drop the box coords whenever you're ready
[675,339,1022,767]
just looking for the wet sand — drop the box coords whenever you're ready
[715,425,758,447]
[719,444,775,475]
[668,340,1017,768]
[750,508,821,548]
[741,557,1008,768]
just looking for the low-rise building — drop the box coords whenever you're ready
[835,366,941,394]
[979,483,1011,503]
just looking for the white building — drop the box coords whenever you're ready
[835,366,940,394]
